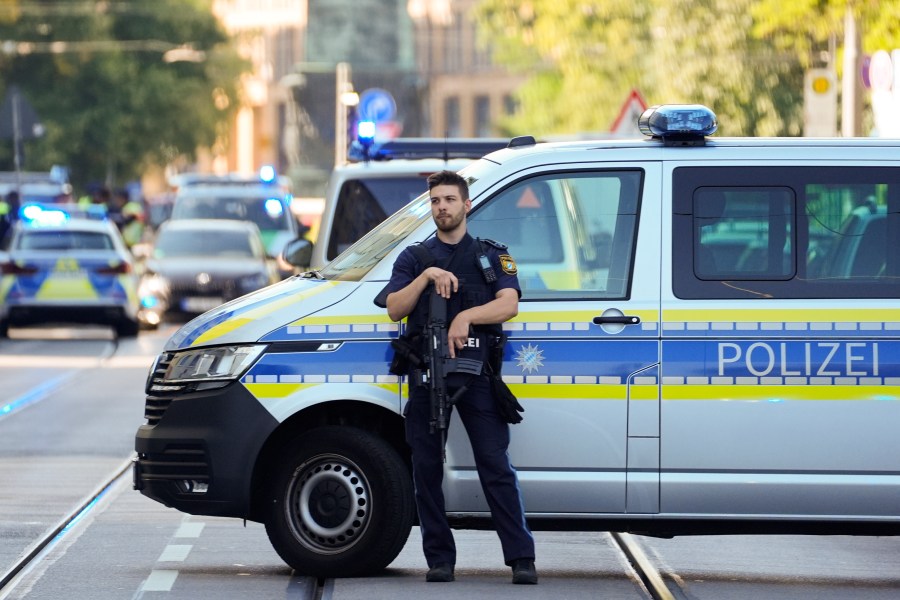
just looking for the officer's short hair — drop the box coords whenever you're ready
[427,170,469,200]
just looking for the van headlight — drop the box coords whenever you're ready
[165,345,267,383]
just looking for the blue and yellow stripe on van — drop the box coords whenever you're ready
[173,280,339,348]
[661,308,900,338]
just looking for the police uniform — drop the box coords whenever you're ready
[384,233,535,570]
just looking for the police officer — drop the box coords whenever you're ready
[0,191,20,247]
[383,170,537,585]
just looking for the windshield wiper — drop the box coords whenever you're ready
[301,269,325,280]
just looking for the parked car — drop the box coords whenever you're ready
[136,219,278,327]
[0,205,139,337]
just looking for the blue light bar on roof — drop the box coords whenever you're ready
[638,104,717,145]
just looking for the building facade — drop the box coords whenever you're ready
[207,0,523,194]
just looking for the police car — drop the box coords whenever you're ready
[134,105,900,577]
[169,167,306,278]
[0,205,140,337]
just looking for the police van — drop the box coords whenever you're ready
[134,105,900,577]
[311,134,509,269]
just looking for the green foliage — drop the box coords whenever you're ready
[473,0,849,136]
[0,0,249,189]
[752,0,900,66]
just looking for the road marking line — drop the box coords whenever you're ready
[142,569,178,592]
[175,522,205,538]
[158,545,192,562]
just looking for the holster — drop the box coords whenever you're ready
[485,333,523,424]
[389,333,422,376]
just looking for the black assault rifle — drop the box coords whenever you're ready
[421,288,483,462]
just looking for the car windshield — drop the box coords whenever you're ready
[18,230,113,251]
[173,195,290,232]
[318,162,486,281]
[154,229,258,258]
[326,176,436,261]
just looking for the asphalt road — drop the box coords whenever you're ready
[2,323,900,599]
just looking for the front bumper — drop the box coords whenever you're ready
[134,380,279,518]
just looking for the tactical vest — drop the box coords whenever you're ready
[406,234,502,379]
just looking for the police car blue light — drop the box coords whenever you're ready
[22,205,69,226]
[259,165,276,183]
[264,198,284,218]
[639,104,717,144]
[357,120,376,144]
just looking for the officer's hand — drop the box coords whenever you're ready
[447,316,471,359]
[424,267,458,299]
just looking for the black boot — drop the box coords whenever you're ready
[511,558,538,584]
[426,563,455,582]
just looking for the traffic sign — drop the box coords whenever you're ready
[610,89,648,137]
[357,88,397,123]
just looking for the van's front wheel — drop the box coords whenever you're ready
[264,426,414,577]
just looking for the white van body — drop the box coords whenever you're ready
[135,107,900,577]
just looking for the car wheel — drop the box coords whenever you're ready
[115,318,139,338]
[264,426,414,577]
[0,319,8,338]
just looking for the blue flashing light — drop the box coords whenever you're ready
[21,204,44,222]
[264,198,284,218]
[22,205,70,226]
[259,165,276,183]
[638,104,717,145]
[357,120,376,144]
[141,296,158,309]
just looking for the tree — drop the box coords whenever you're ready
[474,0,809,136]
[0,0,248,189]
[474,0,655,136]
[751,0,900,67]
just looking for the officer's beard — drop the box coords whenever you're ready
[434,210,465,233]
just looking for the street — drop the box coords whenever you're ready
[1,324,900,599]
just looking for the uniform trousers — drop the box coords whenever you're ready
[405,375,535,567]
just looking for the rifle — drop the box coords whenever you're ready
[421,287,483,462]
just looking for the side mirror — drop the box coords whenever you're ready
[282,238,313,268]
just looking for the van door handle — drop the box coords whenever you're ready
[592,315,641,325]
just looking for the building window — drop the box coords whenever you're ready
[475,95,491,137]
[503,94,518,116]
[444,96,460,137]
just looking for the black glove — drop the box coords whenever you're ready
[490,375,524,424]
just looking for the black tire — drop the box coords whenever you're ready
[115,318,139,338]
[264,426,414,577]
[0,319,7,338]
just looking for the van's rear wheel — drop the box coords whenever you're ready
[264,426,414,577]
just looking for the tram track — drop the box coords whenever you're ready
[0,456,134,598]
[611,532,677,600]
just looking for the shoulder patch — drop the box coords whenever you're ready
[499,254,517,275]
[478,238,508,250]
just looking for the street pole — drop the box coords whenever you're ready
[841,7,863,137]
[11,87,22,195]
[335,62,352,166]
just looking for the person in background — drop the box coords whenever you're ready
[0,190,20,248]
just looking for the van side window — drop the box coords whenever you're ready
[468,171,643,300]
[673,167,900,299]
[693,187,794,280]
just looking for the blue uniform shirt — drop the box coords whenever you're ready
[384,234,521,301]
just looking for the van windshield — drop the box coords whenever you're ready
[326,177,432,261]
[318,164,485,281]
